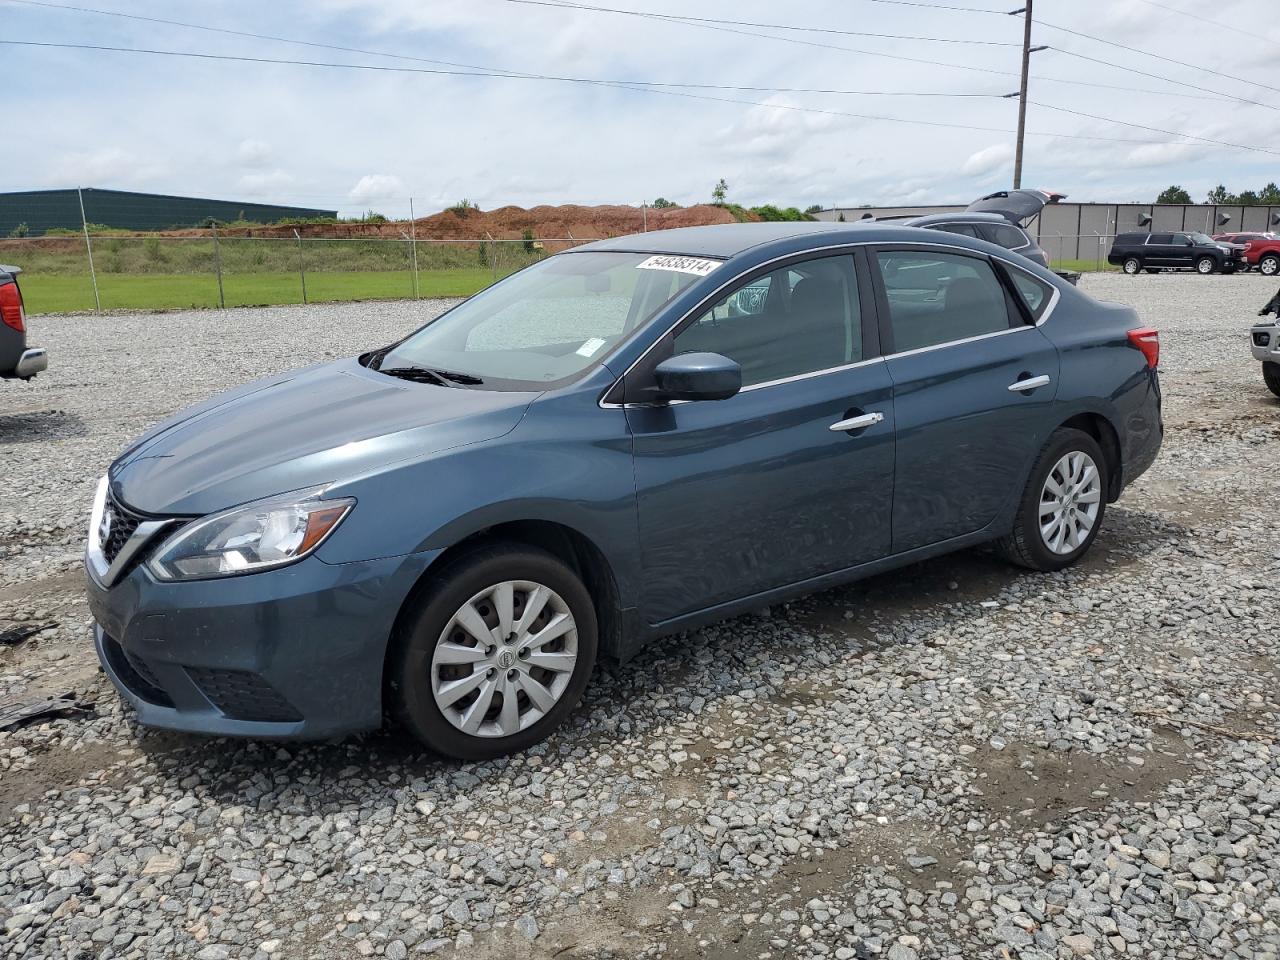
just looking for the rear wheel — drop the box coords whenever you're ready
[1261,255,1280,277]
[996,428,1108,572]
[1265,361,1280,398]
[389,543,598,760]
[1122,257,1142,275]
[1196,256,1218,275]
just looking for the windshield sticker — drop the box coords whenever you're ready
[636,254,721,277]
[575,337,607,358]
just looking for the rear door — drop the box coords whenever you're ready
[1145,234,1175,267]
[870,245,1061,553]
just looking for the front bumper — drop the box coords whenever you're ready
[87,549,438,739]
[1251,324,1280,363]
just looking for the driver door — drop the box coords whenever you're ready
[625,251,896,624]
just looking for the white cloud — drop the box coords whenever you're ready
[962,143,1014,178]
[237,139,273,169]
[236,170,296,196]
[47,147,165,187]
[348,174,408,204]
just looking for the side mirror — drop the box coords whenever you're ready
[653,352,742,402]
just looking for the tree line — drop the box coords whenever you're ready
[1157,184,1280,205]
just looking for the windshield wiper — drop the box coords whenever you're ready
[429,368,484,385]
[377,366,451,386]
[377,366,485,386]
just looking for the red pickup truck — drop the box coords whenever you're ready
[1241,237,1280,276]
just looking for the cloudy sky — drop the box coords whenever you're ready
[3,0,1278,217]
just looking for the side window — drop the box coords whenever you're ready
[875,250,1013,353]
[1005,267,1054,322]
[673,254,861,387]
[982,223,1030,250]
[1174,234,1193,246]
[932,223,980,238]
[1148,233,1172,244]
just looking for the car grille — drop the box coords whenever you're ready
[101,634,174,707]
[100,491,143,567]
[1255,331,1272,347]
[186,668,303,723]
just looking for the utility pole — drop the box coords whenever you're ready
[1008,2,1046,190]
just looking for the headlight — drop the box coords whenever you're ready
[147,488,354,581]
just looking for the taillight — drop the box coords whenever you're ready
[0,282,24,334]
[1127,326,1159,368]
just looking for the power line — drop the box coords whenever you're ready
[1130,0,1280,44]
[502,0,1021,45]
[0,38,1001,99]
[495,0,1239,102]
[1034,16,1280,97]
[8,0,1237,103]
[1031,101,1280,157]
[2,38,1205,148]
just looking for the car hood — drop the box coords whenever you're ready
[110,359,537,515]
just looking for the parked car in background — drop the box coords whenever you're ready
[1241,235,1280,277]
[0,265,47,381]
[1254,288,1280,396]
[1109,232,1243,275]
[1214,232,1275,246]
[85,222,1163,759]
[902,211,1049,268]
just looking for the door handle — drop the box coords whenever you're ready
[829,411,884,432]
[1008,374,1051,392]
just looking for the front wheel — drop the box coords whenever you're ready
[1123,257,1142,275]
[1265,361,1280,398]
[1261,255,1280,277]
[1196,256,1218,275]
[996,428,1108,572]
[388,543,598,760]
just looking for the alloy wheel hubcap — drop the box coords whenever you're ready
[430,580,578,738]
[1265,260,1278,275]
[1039,451,1101,555]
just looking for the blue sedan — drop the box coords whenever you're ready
[85,222,1163,758]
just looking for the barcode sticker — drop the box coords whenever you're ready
[636,254,721,277]
[575,337,607,357]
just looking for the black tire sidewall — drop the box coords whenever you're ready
[1264,361,1280,397]
[1016,429,1109,571]
[390,544,598,760]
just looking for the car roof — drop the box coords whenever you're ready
[905,212,1015,226]
[574,221,983,259]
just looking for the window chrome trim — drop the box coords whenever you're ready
[599,238,1064,409]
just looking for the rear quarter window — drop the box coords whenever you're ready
[1004,268,1054,322]
[983,224,1031,250]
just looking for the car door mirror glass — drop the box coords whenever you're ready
[654,352,742,402]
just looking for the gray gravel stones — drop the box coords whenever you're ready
[2,275,1280,958]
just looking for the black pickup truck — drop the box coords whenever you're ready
[0,265,47,380]
[1108,231,1242,275]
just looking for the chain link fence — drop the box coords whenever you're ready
[0,233,595,314]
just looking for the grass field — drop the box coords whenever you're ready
[19,269,505,314]
[1052,259,1119,274]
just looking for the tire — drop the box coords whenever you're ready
[1265,361,1280,398]
[1261,255,1280,277]
[1196,256,1218,275]
[996,428,1109,572]
[388,542,598,760]
[1122,257,1142,275]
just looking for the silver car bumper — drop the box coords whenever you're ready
[14,347,47,379]
[1251,324,1280,363]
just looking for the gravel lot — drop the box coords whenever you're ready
[2,274,1279,960]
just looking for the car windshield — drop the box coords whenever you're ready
[370,251,716,388]
[1190,233,1215,244]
